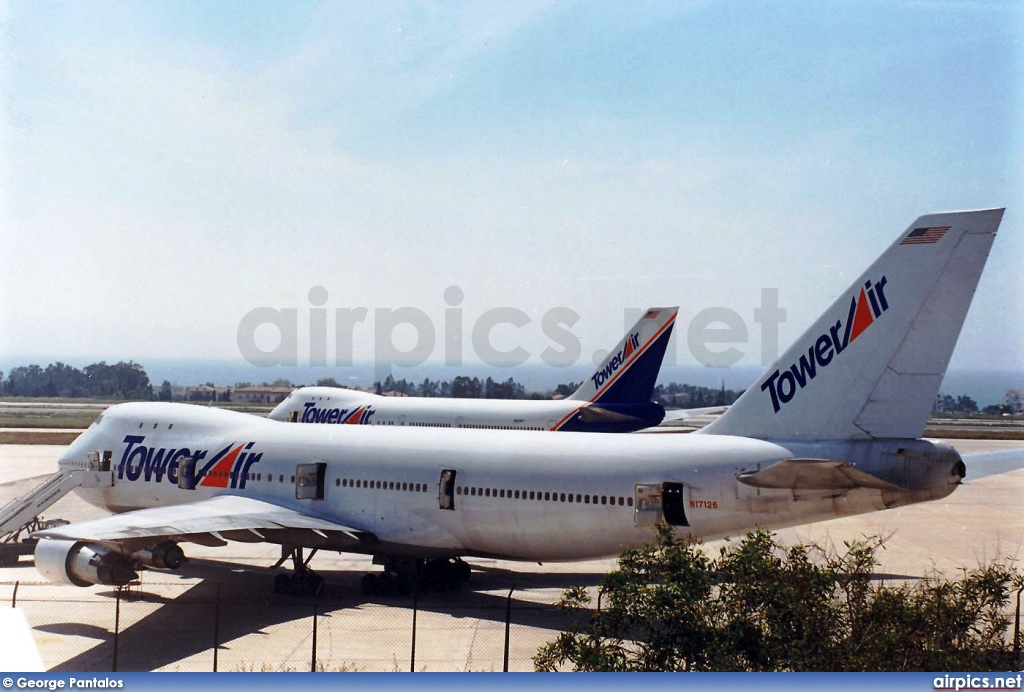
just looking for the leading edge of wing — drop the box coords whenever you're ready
[32,495,375,546]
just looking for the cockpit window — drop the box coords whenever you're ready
[90,413,104,427]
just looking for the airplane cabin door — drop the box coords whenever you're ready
[661,482,689,526]
[295,462,327,500]
[178,457,197,490]
[634,482,689,526]
[438,469,457,510]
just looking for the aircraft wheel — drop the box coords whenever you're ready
[455,559,471,584]
[361,573,380,596]
[377,573,397,597]
[293,572,323,597]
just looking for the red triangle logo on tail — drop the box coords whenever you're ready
[849,288,874,343]
[624,335,636,360]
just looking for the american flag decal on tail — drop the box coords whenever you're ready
[900,226,951,245]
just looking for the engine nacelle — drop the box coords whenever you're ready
[133,541,186,570]
[34,539,137,587]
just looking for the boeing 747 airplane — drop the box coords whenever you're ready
[268,308,677,433]
[11,208,1017,597]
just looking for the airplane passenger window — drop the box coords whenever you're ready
[544,492,550,501]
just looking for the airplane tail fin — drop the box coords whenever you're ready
[701,208,1004,441]
[568,307,678,405]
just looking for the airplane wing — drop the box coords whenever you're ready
[662,406,728,421]
[737,458,904,492]
[33,495,377,551]
[962,449,1024,482]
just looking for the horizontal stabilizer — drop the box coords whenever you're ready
[737,458,904,492]
[663,406,728,421]
[962,449,1024,482]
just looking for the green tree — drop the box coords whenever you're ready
[316,377,341,388]
[535,528,1019,672]
[158,380,173,401]
[450,376,482,398]
[553,382,581,398]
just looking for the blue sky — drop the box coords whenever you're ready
[1,1,1021,378]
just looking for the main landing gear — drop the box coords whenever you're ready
[272,546,324,597]
[361,557,472,597]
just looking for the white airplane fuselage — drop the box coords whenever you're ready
[268,387,665,433]
[62,402,962,562]
[271,388,593,430]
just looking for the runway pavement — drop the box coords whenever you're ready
[1,439,1023,671]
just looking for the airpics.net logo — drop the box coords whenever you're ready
[236,285,788,382]
[933,673,1023,691]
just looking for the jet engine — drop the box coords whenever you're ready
[35,539,137,587]
[134,541,186,570]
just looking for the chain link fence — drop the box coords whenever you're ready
[4,579,579,672]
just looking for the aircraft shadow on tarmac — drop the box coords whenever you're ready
[42,554,921,672]
[47,555,598,672]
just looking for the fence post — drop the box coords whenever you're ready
[410,591,418,672]
[503,585,515,672]
[311,605,318,672]
[11,581,18,608]
[1014,584,1023,672]
[213,583,221,673]
[112,588,121,672]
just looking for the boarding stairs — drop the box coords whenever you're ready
[0,462,113,562]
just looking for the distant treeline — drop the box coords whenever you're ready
[655,382,742,408]
[1,361,152,399]
[368,374,531,400]
[1,362,1005,411]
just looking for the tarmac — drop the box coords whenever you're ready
[2,438,1024,672]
